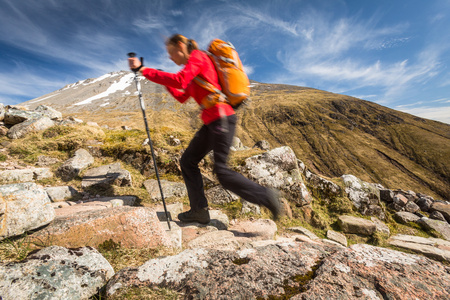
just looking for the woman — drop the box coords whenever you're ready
[128,34,280,224]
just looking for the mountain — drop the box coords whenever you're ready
[21,71,450,200]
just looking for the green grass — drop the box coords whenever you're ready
[96,239,179,272]
[0,234,35,262]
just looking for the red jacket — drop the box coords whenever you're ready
[141,50,235,125]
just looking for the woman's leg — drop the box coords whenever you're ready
[180,125,213,211]
[210,115,277,209]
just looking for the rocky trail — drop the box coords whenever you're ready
[1,105,450,299]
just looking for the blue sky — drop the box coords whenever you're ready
[1,0,450,124]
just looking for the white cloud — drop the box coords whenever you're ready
[265,9,444,104]
[243,64,254,76]
[0,67,67,99]
[398,106,450,124]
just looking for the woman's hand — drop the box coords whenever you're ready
[128,57,143,72]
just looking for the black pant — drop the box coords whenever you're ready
[180,114,269,210]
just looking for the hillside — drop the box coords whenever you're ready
[21,72,450,200]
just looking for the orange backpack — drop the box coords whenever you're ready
[194,39,250,109]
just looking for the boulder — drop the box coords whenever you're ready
[293,244,450,299]
[52,196,136,217]
[57,149,94,181]
[388,234,450,263]
[231,137,245,150]
[337,215,376,236]
[0,103,4,121]
[404,190,418,202]
[187,230,251,251]
[241,200,261,215]
[54,200,117,217]
[209,210,230,230]
[253,140,270,150]
[297,159,306,173]
[229,219,278,241]
[156,202,184,222]
[45,186,79,202]
[0,125,7,136]
[394,211,420,224]
[59,116,83,125]
[3,107,42,125]
[341,174,385,219]
[430,211,447,222]
[393,193,409,207]
[431,202,450,223]
[106,241,341,299]
[304,170,342,199]
[143,179,187,202]
[89,195,136,206]
[370,217,390,236]
[416,196,434,212]
[0,246,114,300]
[405,201,420,213]
[36,155,60,166]
[0,182,55,240]
[34,105,62,120]
[379,188,394,202]
[416,197,433,212]
[81,162,131,188]
[0,167,53,184]
[29,206,172,249]
[326,230,347,246]
[245,146,301,188]
[7,116,55,139]
[288,181,313,206]
[287,226,321,240]
[417,218,450,240]
[205,185,239,205]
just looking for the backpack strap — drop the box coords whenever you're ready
[194,76,227,103]
[194,76,220,94]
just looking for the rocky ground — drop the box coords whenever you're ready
[1,105,450,299]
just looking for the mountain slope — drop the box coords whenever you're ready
[21,72,450,199]
[239,83,450,199]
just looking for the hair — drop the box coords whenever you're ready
[166,34,199,54]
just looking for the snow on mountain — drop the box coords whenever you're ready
[73,73,135,106]
[21,71,173,114]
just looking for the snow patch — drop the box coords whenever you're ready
[73,73,135,106]
[29,93,59,103]
[62,80,86,90]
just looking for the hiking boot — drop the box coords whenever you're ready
[178,207,211,224]
[264,188,282,221]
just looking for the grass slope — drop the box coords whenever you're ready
[237,83,450,199]
[22,81,450,200]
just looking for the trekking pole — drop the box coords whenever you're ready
[127,52,171,230]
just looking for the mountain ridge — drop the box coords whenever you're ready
[20,71,450,200]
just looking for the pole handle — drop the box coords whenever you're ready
[128,52,144,72]
[127,52,144,64]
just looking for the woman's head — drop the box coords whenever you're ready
[166,34,198,65]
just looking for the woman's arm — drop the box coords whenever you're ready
[165,86,190,103]
[141,50,204,89]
